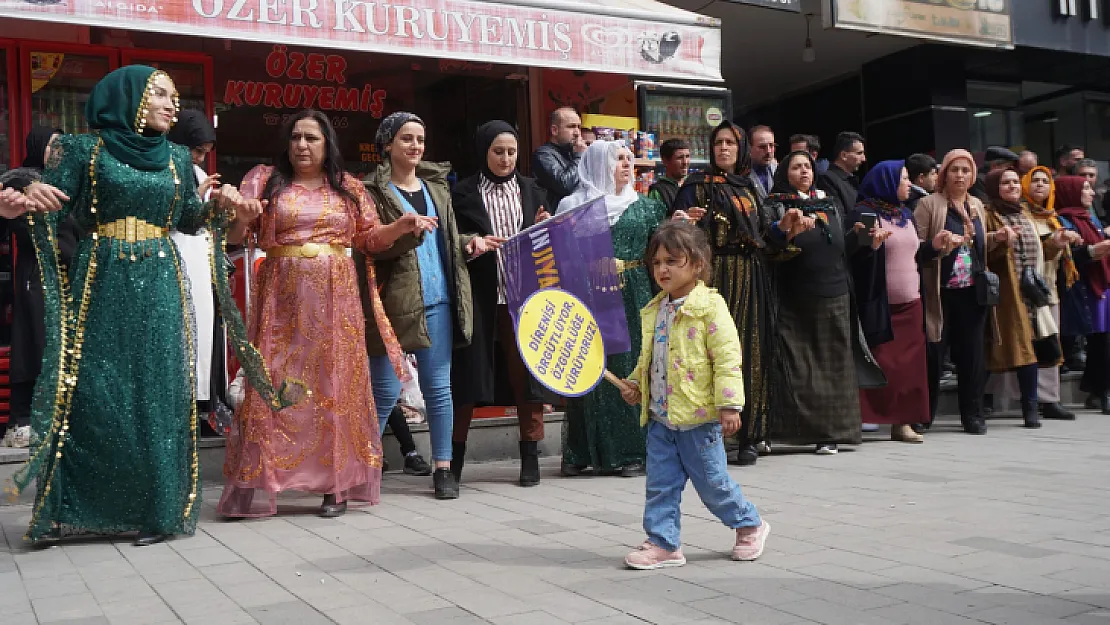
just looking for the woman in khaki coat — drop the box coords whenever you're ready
[915,149,1018,434]
[982,168,1061,429]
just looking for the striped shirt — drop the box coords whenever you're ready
[478,174,525,304]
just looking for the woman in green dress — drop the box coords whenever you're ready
[555,140,666,477]
[15,65,296,546]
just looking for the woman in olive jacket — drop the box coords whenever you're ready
[355,112,501,500]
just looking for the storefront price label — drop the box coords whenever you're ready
[515,288,606,398]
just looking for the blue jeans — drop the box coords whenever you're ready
[370,303,454,462]
[643,420,761,552]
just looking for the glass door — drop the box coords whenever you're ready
[20,43,118,140]
[0,40,17,175]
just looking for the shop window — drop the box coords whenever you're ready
[969,108,1024,154]
[26,50,114,136]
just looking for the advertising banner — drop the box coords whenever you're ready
[0,0,723,80]
[827,0,1013,48]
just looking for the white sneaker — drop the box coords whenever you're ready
[815,443,839,455]
[10,426,33,449]
[755,441,772,455]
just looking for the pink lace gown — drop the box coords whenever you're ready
[218,166,405,517]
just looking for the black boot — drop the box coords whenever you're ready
[433,468,459,499]
[1022,400,1042,429]
[519,441,540,487]
[134,531,169,546]
[1086,393,1100,410]
[735,443,758,466]
[450,441,466,483]
[1101,393,1110,415]
[319,493,347,518]
[962,417,988,435]
[1040,402,1076,421]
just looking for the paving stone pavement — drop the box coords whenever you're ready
[2,413,1110,625]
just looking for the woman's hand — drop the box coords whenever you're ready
[870,227,891,250]
[198,173,221,198]
[467,235,507,258]
[235,198,264,225]
[1052,229,1083,247]
[1093,240,1110,259]
[534,207,551,224]
[0,186,32,219]
[396,212,438,236]
[932,230,963,255]
[994,225,1020,246]
[779,208,814,240]
[22,182,68,213]
[620,380,640,406]
[719,408,741,437]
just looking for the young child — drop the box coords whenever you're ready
[621,221,769,570]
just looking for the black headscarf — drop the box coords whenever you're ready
[22,125,62,170]
[707,120,752,183]
[771,151,816,195]
[986,167,1023,215]
[476,120,518,184]
[167,109,216,150]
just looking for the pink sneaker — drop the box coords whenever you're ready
[732,521,770,561]
[625,543,686,570]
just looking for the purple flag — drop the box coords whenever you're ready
[503,198,631,355]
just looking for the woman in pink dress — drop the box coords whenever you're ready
[218,110,431,518]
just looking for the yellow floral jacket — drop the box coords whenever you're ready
[629,282,745,427]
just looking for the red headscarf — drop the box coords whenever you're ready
[1056,176,1110,296]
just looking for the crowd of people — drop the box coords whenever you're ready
[0,66,1102,569]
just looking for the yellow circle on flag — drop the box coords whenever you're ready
[515,288,606,397]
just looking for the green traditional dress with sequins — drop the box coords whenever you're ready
[562,197,666,472]
[13,66,295,541]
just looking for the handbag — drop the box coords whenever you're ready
[1033,334,1062,366]
[970,241,999,307]
[1020,266,1052,308]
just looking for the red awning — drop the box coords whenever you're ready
[0,0,723,81]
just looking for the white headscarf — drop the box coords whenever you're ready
[556,139,640,225]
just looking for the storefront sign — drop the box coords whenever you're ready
[502,198,630,356]
[826,0,1013,48]
[724,0,801,12]
[0,0,723,81]
[223,46,387,117]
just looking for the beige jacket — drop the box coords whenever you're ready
[915,192,998,343]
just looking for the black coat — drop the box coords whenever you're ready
[531,141,579,211]
[844,205,934,349]
[817,165,859,218]
[450,173,548,406]
[0,168,81,382]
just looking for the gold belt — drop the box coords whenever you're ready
[96,217,166,243]
[265,243,347,258]
[615,259,643,274]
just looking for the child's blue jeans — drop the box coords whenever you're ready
[643,419,761,552]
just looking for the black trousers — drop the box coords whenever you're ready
[10,380,33,428]
[928,288,988,423]
[1081,332,1110,395]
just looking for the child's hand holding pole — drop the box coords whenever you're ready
[605,370,640,405]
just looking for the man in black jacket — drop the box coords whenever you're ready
[817,131,866,211]
[648,138,690,211]
[970,146,1017,203]
[532,107,585,210]
[905,153,938,211]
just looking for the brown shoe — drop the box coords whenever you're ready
[891,424,924,444]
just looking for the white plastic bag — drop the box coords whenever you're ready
[397,355,424,412]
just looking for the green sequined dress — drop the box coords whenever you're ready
[16,134,217,540]
[562,197,666,472]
